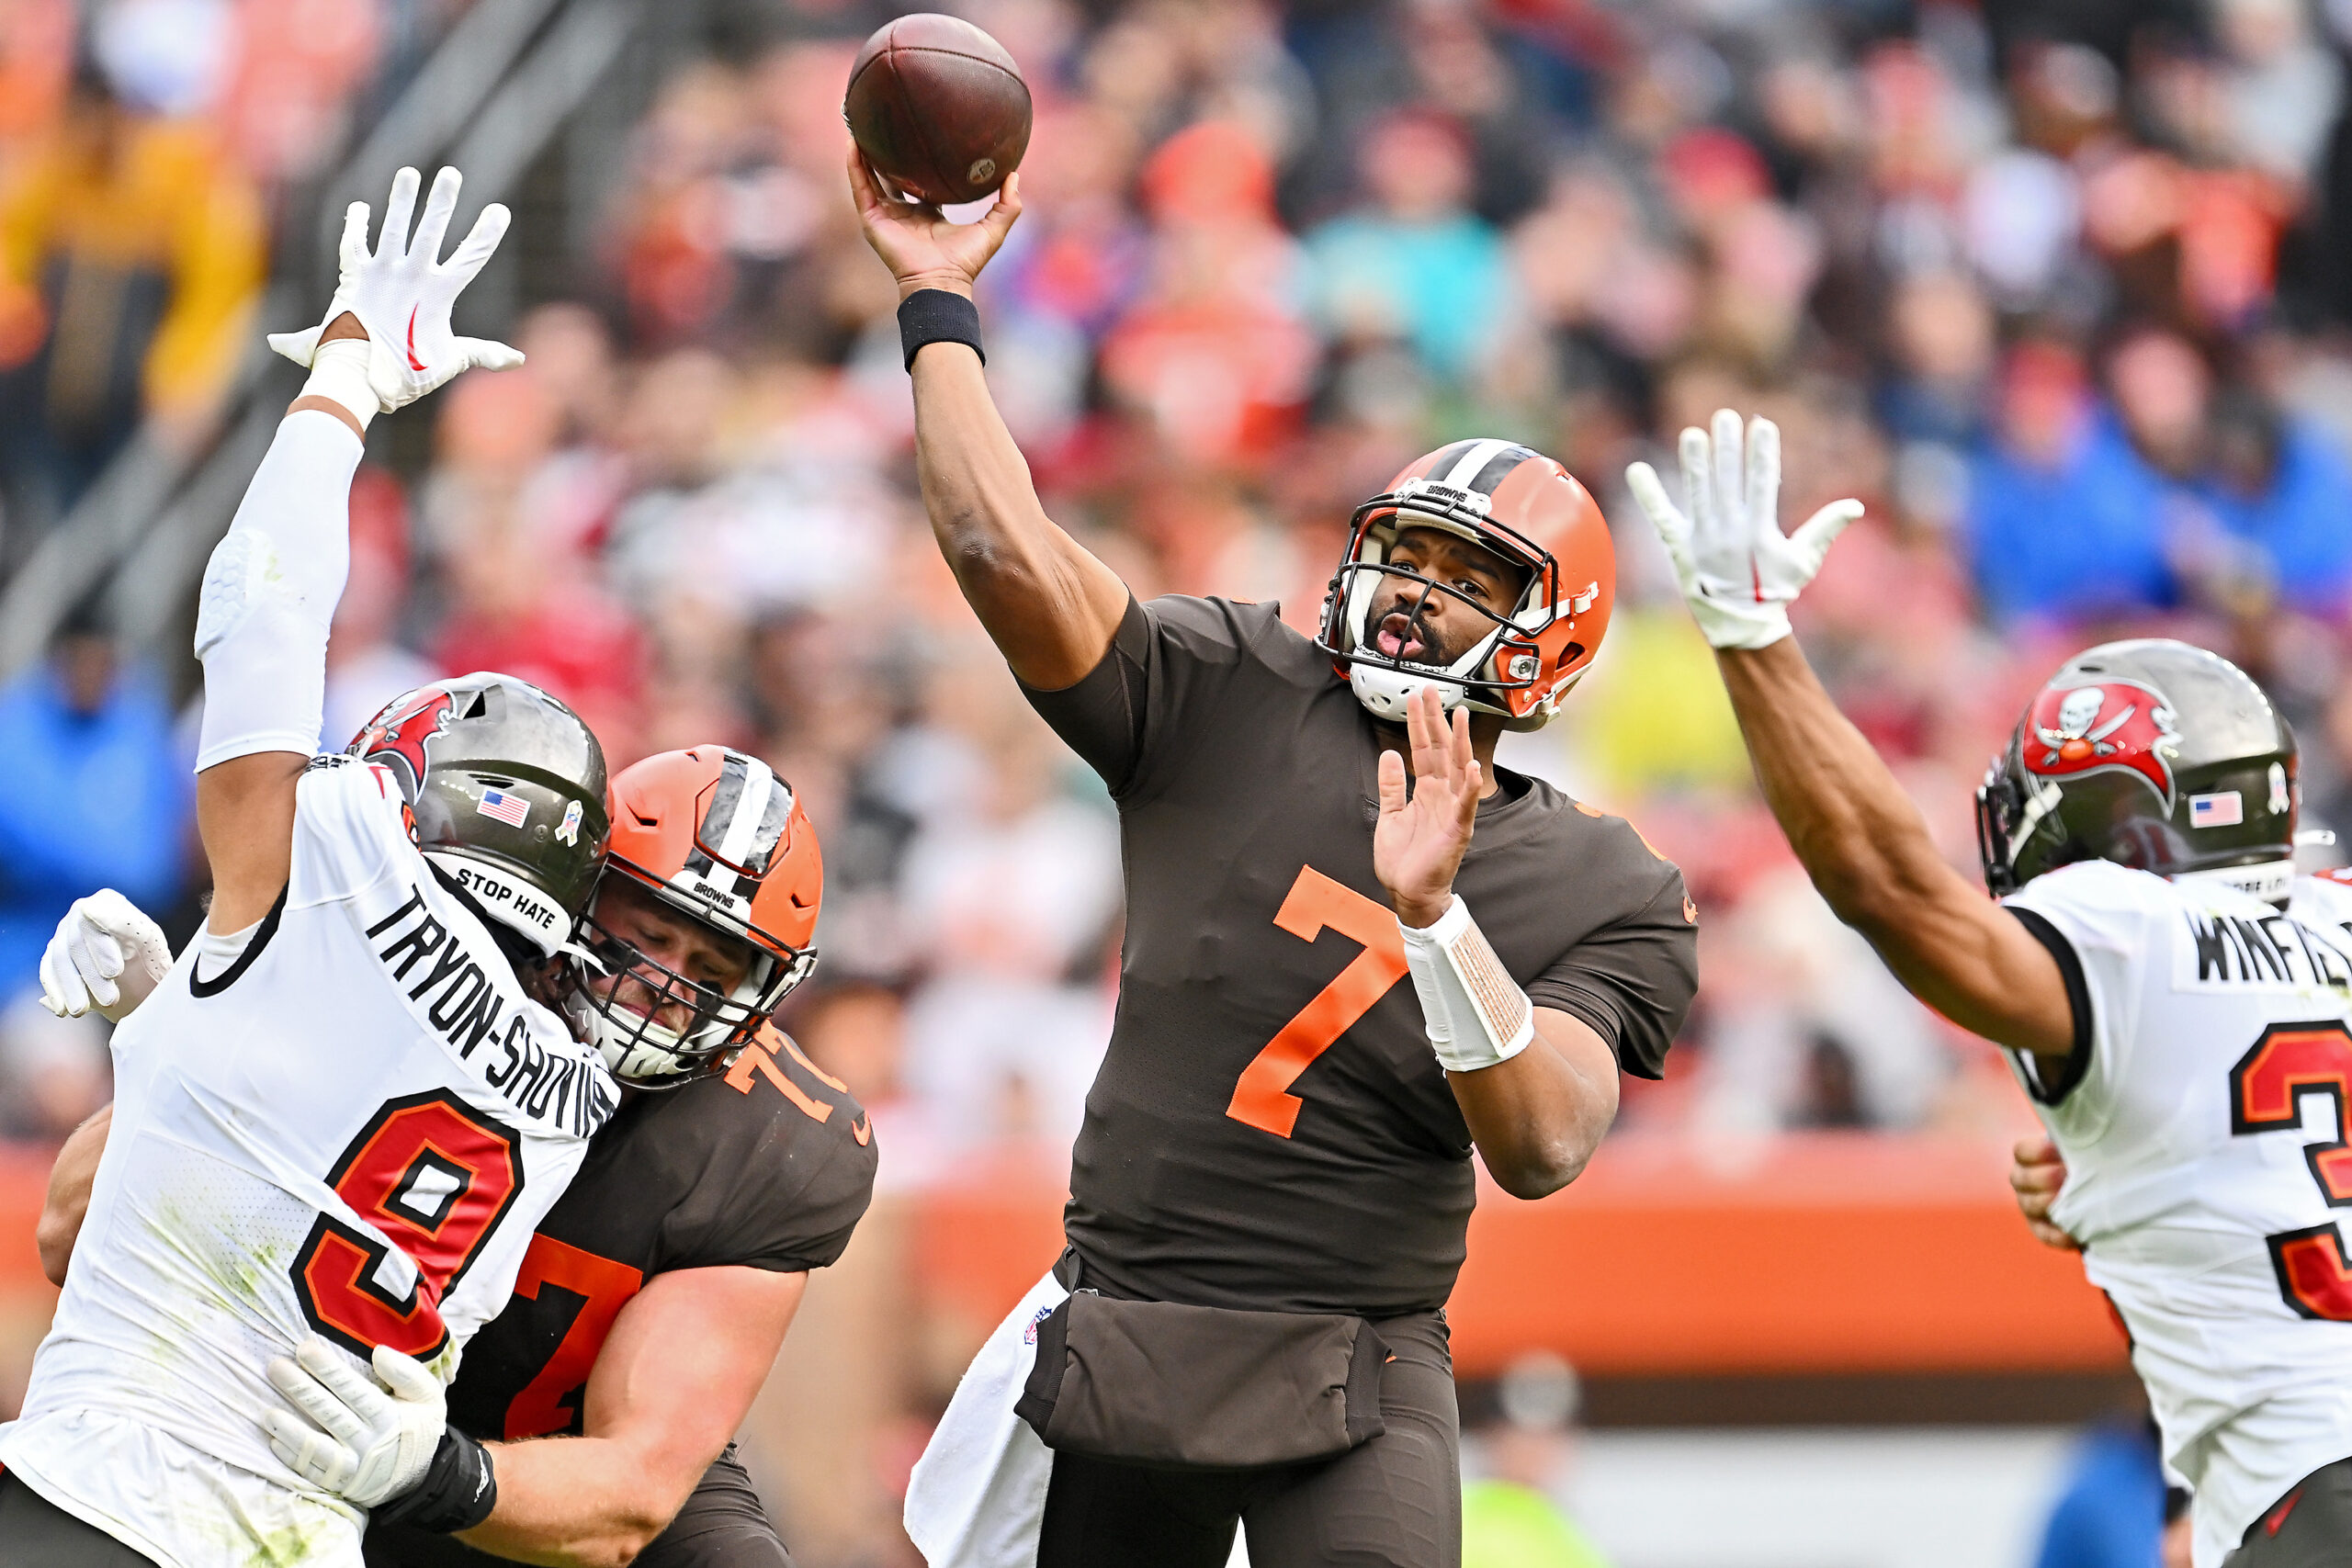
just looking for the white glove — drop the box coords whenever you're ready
[40,890,173,1023]
[266,165,522,423]
[261,1336,447,1508]
[1624,409,1864,650]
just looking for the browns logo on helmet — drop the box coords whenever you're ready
[1317,438,1614,728]
[574,747,821,1088]
[1978,639,2298,906]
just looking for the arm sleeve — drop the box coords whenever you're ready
[1526,873,1700,1080]
[193,410,361,772]
[1019,594,1268,802]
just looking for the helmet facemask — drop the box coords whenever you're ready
[1318,498,1555,724]
[571,872,817,1089]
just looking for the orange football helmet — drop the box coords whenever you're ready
[574,746,821,1088]
[1317,439,1615,729]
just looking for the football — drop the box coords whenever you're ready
[843,13,1032,207]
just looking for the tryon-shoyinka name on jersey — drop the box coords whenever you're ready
[367,886,616,1136]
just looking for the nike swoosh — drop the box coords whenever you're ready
[851,1114,871,1147]
[405,305,426,372]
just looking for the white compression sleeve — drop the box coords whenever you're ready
[1400,896,1535,1074]
[193,405,364,772]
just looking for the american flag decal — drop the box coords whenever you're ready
[477,788,531,828]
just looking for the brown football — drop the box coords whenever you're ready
[844,14,1032,207]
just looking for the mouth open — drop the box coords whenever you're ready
[1373,609,1432,661]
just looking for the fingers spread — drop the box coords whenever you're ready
[338,202,371,274]
[1745,415,1781,535]
[1789,499,1863,574]
[1678,427,1713,536]
[441,202,511,284]
[456,336,526,371]
[410,166,463,265]
[377,167,422,260]
[1710,408,1744,525]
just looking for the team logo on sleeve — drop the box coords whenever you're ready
[2024,680,2183,808]
[349,686,458,803]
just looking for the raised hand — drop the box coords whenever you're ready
[268,165,522,414]
[1625,409,1862,650]
[847,139,1022,299]
[1375,683,1482,928]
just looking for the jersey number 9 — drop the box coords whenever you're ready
[290,1089,526,1359]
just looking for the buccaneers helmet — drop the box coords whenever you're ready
[348,673,611,959]
[1976,639,2297,904]
[1317,438,1615,728]
[574,747,821,1088]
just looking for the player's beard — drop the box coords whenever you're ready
[1367,594,1479,668]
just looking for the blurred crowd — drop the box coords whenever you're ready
[12,0,2352,1156]
[8,0,2338,1558]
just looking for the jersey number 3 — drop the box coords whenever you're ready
[1227,867,1408,1138]
[291,1089,526,1359]
[2232,1021,2352,1321]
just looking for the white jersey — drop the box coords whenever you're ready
[2005,860,2352,1568]
[0,756,617,1568]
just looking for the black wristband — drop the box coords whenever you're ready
[371,1425,497,1534]
[898,288,984,370]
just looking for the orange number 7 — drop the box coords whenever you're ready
[1226,866,1408,1138]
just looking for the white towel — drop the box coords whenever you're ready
[905,1266,1070,1567]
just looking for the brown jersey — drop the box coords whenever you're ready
[1026,596,1697,1318]
[366,1022,875,1568]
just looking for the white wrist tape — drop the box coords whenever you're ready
[1400,896,1534,1074]
[300,339,378,431]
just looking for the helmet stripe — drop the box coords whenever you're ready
[1417,439,1482,481]
[1464,445,1538,497]
[1436,437,1516,489]
[703,752,783,872]
[740,773,795,878]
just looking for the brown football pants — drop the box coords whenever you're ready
[2226,1456,2352,1568]
[1034,1310,1459,1568]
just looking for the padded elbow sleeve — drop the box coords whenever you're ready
[195,409,363,772]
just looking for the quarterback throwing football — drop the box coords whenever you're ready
[1630,411,2352,1568]
[853,150,1695,1566]
[0,169,620,1566]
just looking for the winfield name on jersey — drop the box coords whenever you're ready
[369,885,616,1137]
[2179,905,2352,994]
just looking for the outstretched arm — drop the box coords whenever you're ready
[847,146,1128,690]
[198,166,520,931]
[1377,685,1621,1198]
[1627,412,2074,1066]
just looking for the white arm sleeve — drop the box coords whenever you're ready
[194,403,364,772]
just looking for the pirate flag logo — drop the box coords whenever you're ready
[347,686,458,804]
[2024,679,2184,809]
